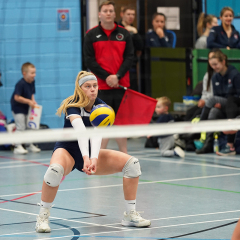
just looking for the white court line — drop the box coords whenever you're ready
[0,208,239,238]
[139,157,240,170]
[186,152,240,161]
[1,172,240,198]
[131,149,240,162]
[105,209,240,226]
[0,162,49,170]
[0,226,81,238]
[0,207,125,230]
[34,217,240,240]
[0,157,49,166]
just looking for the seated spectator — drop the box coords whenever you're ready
[207,7,240,49]
[147,97,185,158]
[200,49,240,121]
[146,13,175,48]
[196,49,240,154]
[185,49,216,122]
[195,13,218,49]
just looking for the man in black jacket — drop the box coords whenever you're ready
[119,5,143,91]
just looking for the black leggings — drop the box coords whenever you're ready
[226,96,240,118]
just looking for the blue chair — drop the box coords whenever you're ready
[165,30,177,48]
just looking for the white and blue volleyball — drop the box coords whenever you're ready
[90,104,115,127]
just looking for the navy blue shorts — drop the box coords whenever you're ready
[53,141,84,172]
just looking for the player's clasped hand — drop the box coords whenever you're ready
[82,156,97,175]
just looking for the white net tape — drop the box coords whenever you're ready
[0,119,240,145]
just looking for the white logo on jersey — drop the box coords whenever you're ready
[150,38,154,41]
[215,82,219,86]
[96,34,102,38]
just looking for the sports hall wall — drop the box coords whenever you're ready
[205,0,240,29]
[0,0,82,128]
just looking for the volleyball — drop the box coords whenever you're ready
[90,104,115,127]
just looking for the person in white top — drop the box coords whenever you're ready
[185,49,217,122]
[195,13,218,49]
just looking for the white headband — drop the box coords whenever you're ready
[78,75,97,86]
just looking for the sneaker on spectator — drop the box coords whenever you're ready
[27,144,41,153]
[121,210,151,227]
[174,138,186,149]
[174,146,185,158]
[13,145,28,154]
[216,145,236,156]
[173,134,186,149]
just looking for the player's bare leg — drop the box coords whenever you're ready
[36,149,74,233]
[116,137,128,153]
[95,149,150,227]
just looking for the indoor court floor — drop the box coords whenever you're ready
[0,137,240,239]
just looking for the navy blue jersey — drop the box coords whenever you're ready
[156,113,174,138]
[156,113,174,123]
[64,97,105,128]
[212,65,240,98]
[11,78,35,114]
[56,97,105,149]
[207,24,240,49]
[146,30,174,48]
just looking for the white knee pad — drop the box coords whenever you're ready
[122,157,141,178]
[44,163,64,187]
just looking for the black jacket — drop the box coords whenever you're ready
[118,21,143,66]
[207,24,240,49]
[212,65,240,98]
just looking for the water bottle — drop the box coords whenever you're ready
[213,134,219,153]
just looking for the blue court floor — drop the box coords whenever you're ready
[0,137,240,240]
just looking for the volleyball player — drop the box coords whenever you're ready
[35,71,151,233]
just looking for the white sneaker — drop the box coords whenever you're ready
[121,210,151,227]
[35,207,51,233]
[13,145,28,154]
[174,146,185,158]
[27,144,41,153]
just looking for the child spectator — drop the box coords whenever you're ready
[152,97,185,158]
[146,13,175,48]
[10,62,41,154]
[195,13,218,49]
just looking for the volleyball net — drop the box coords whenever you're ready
[0,119,240,145]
